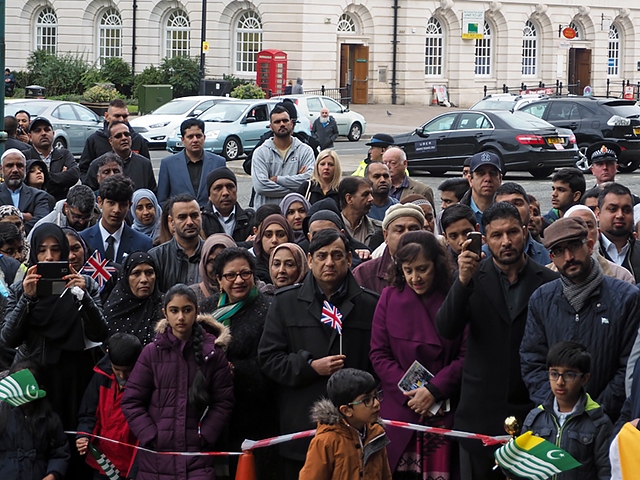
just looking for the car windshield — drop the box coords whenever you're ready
[153,99,200,115]
[472,100,517,110]
[501,111,555,130]
[5,103,47,117]
[199,103,247,122]
[606,103,640,118]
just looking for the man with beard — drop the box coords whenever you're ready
[252,105,316,208]
[597,182,640,283]
[459,151,503,233]
[83,121,157,193]
[311,107,339,150]
[149,194,204,291]
[80,175,152,264]
[521,216,640,422]
[30,184,97,235]
[436,202,558,479]
[365,162,397,221]
[27,116,80,201]
[15,110,31,144]
[0,149,51,233]
[339,176,382,249]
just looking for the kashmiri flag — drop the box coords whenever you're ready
[88,443,121,480]
[80,250,117,290]
[0,369,47,407]
[610,422,640,479]
[494,431,581,480]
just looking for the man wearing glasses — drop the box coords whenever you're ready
[521,215,640,423]
[82,121,157,193]
[259,229,379,480]
[29,184,97,239]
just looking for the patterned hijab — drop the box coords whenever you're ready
[269,242,309,286]
[198,234,237,296]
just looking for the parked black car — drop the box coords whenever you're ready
[518,97,640,172]
[393,110,578,178]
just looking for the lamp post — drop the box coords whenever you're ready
[0,0,7,153]
[199,0,207,80]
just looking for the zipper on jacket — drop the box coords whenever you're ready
[549,411,576,480]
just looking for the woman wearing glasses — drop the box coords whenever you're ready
[201,247,280,479]
[370,231,466,480]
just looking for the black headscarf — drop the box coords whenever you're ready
[104,252,163,345]
[27,223,84,362]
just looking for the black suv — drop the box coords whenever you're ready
[519,97,640,172]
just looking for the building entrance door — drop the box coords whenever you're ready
[568,49,591,95]
[339,44,369,104]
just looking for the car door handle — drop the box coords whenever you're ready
[475,132,485,137]
[438,135,446,140]
[63,125,71,128]
[569,123,578,129]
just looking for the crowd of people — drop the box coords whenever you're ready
[0,97,639,480]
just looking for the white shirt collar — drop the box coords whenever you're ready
[98,220,125,244]
[600,233,629,265]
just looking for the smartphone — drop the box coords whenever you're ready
[466,231,483,257]
[36,261,70,296]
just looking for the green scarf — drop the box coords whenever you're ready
[212,286,259,327]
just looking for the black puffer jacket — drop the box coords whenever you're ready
[599,233,640,284]
[521,274,640,421]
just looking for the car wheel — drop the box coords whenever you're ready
[223,137,241,161]
[53,137,67,150]
[348,122,362,142]
[575,145,591,173]
[528,167,555,179]
[618,158,640,173]
[428,168,447,176]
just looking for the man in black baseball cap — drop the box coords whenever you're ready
[458,151,503,231]
[353,133,395,177]
[28,116,52,133]
[201,166,255,241]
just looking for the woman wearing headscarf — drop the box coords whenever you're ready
[131,189,162,241]
[269,242,309,289]
[189,233,237,305]
[0,205,29,263]
[62,227,90,272]
[0,223,108,477]
[252,214,294,284]
[279,193,311,244]
[104,252,162,346]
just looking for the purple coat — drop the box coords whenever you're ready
[121,315,234,480]
[370,286,466,471]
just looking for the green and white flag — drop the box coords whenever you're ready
[0,369,47,407]
[494,431,581,480]
[88,443,121,480]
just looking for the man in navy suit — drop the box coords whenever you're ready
[0,148,51,233]
[157,118,226,207]
[80,174,152,264]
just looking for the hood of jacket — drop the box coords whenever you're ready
[310,398,342,425]
[154,313,232,349]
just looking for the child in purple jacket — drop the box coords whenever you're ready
[121,284,234,480]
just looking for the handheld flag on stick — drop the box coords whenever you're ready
[321,300,343,354]
[0,369,47,407]
[81,250,117,290]
[610,422,640,479]
[494,431,581,480]
[88,443,121,480]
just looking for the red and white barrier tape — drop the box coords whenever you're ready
[241,429,317,451]
[381,419,511,446]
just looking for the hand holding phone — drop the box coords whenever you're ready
[465,231,483,257]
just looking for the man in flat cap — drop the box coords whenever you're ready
[521,216,640,422]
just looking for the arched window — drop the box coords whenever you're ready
[98,8,122,64]
[608,24,620,76]
[475,21,492,76]
[235,11,262,73]
[337,14,357,34]
[569,21,581,39]
[165,10,190,58]
[522,20,537,76]
[35,7,57,54]
[425,17,443,76]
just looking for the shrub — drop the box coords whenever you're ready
[82,84,125,103]
[101,58,133,95]
[231,83,266,99]
[223,73,249,90]
[80,68,105,91]
[160,56,200,98]
[133,65,163,99]
[26,50,98,96]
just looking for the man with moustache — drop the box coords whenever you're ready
[311,107,338,150]
[436,202,558,479]
[366,162,397,221]
[251,105,315,208]
[521,216,640,422]
[339,176,382,249]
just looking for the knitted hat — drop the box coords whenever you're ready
[382,203,426,230]
[0,369,47,407]
[542,217,588,250]
[206,167,237,193]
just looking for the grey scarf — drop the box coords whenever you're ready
[561,257,603,312]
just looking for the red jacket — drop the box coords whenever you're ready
[77,355,138,476]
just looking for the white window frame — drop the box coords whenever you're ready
[522,20,537,76]
[98,8,123,65]
[235,11,263,74]
[608,24,620,77]
[165,10,191,58]
[337,14,357,34]
[425,17,443,77]
[475,21,492,77]
[35,7,58,54]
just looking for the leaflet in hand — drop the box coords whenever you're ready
[398,360,447,416]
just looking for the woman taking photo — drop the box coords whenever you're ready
[269,242,309,289]
[252,214,294,284]
[279,193,310,243]
[122,284,234,480]
[104,252,163,346]
[131,189,162,242]
[201,247,279,479]
[190,233,237,305]
[370,231,466,480]
[297,149,342,206]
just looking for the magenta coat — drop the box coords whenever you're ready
[370,285,467,471]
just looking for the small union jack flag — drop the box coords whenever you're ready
[321,300,343,335]
[80,250,117,290]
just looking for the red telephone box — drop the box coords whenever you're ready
[256,49,287,97]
